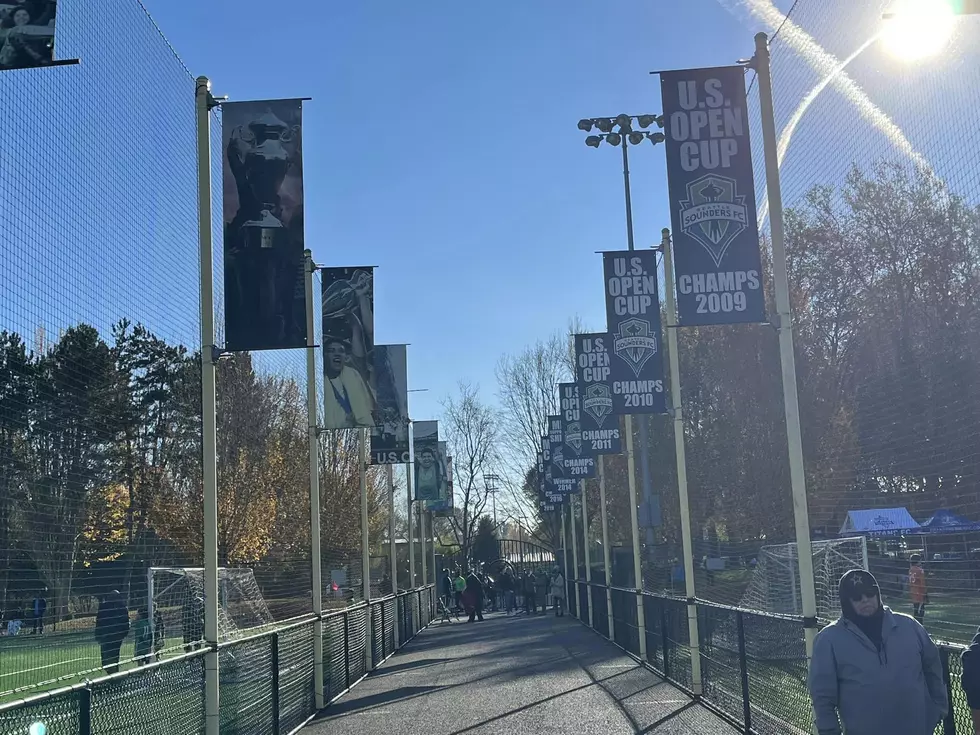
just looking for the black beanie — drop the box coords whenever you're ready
[839,569,884,648]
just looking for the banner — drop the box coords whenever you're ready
[370,345,410,464]
[427,441,453,513]
[660,65,765,325]
[222,99,307,351]
[573,333,623,454]
[603,252,667,414]
[413,421,442,502]
[0,2,58,71]
[540,438,563,504]
[558,383,596,479]
[547,415,577,494]
[322,267,376,429]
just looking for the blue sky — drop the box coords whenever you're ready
[142,0,785,421]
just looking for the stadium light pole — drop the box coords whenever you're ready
[749,34,819,662]
[580,114,665,657]
[195,76,221,735]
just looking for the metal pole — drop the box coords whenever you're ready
[621,133,635,251]
[195,76,220,735]
[359,428,372,671]
[387,464,399,648]
[755,32,818,660]
[420,503,428,587]
[598,457,614,641]
[581,480,594,628]
[661,229,703,695]
[625,414,648,659]
[304,251,325,708]
[561,507,570,613]
[407,463,416,588]
[570,490,580,617]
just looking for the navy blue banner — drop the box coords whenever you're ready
[660,65,765,325]
[539,440,564,504]
[547,415,577,494]
[573,333,623,455]
[602,252,667,415]
[557,383,597,479]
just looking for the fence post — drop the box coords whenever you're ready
[359,429,373,673]
[624,415,648,659]
[388,464,399,651]
[736,611,752,734]
[598,457,615,642]
[570,494,580,618]
[271,632,281,735]
[581,480,594,629]
[79,686,92,735]
[939,647,956,735]
[344,612,351,691]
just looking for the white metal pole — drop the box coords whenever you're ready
[420,503,428,588]
[661,229,703,695]
[305,251,325,708]
[387,464,399,648]
[407,464,416,588]
[570,490,580,618]
[561,507,569,614]
[755,31,818,660]
[625,415,648,659]
[598,457,614,641]
[195,76,220,735]
[359,428,372,671]
[581,480,594,628]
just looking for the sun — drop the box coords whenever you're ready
[881,0,957,60]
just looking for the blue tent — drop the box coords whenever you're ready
[916,508,980,533]
[839,508,921,536]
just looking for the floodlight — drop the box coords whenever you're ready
[615,113,631,128]
[577,118,594,132]
[595,118,613,133]
[585,135,602,148]
[628,132,645,145]
[637,114,656,128]
[649,132,665,144]
[605,132,622,146]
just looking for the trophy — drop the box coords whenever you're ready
[228,109,299,250]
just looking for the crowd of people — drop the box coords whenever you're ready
[440,564,567,623]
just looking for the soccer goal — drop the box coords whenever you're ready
[147,567,276,646]
[738,536,868,621]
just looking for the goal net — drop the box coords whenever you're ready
[738,536,868,621]
[148,567,276,646]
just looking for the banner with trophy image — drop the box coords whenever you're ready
[370,344,410,464]
[0,2,59,71]
[558,383,596,479]
[427,441,453,514]
[574,333,623,455]
[547,415,576,495]
[222,99,307,351]
[413,421,442,502]
[321,266,376,429]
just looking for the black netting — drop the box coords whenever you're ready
[698,604,746,729]
[90,654,205,734]
[218,638,274,735]
[278,624,315,734]
[567,581,578,618]
[346,606,367,684]
[370,602,385,666]
[642,593,665,674]
[941,646,972,735]
[578,583,590,623]
[0,689,81,735]
[590,584,609,639]
[323,612,347,701]
[383,598,396,654]
[611,587,640,655]
[742,612,810,735]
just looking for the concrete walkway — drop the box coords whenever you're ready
[302,609,736,734]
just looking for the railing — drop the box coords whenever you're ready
[569,582,973,735]
[0,585,436,735]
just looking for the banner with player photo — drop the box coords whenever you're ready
[412,421,442,502]
[370,344,410,464]
[0,2,59,71]
[557,383,596,479]
[540,438,564,504]
[427,441,453,514]
[547,415,577,494]
[223,99,307,351]
[574,333,623,454]
[322,266,376,429]
[603,252,667,415]
[660,65,765,325]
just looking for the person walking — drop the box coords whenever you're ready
[463,571,484,623]
[808,569,948,735]
[441,569,453,609]
[95,590,131,674]
[963,625,980,734]
[523,570,537,615]
[550,567,565,617]
[500,569,515,616]
[536,568,550,611]
[909,554,928,624]
[453,571,466,612]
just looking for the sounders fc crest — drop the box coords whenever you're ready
[564,422,583,455]
[583,384,613,427]
[612,318,658,378]
[678,174,748,267]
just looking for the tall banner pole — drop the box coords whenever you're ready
[406,464,416,588]
[195,76,221,735]
[598,457,614,641]
[561,507,569,609]
[581,480,594,628]
[305,252,325,708]
[359,428,373,671]
[755,32,818,660]
[387,464,399,647]
[570,491,580,618]
[420,504,428,588]
[431,510,437,596]
[625,415,648,659]
[661,231,703,695]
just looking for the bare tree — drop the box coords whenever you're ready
[440,382,499,562]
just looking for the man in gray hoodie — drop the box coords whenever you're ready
[962,626,980,733]
[808,569,948,735]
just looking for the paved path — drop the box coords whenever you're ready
[302,610,736,734]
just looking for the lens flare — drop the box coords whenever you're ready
[882,0,956,60]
